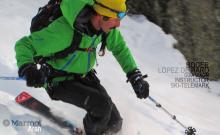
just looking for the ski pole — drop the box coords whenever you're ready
[0,76,25,81]
[148,96,196,135]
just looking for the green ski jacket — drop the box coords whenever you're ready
[15,0,137,78]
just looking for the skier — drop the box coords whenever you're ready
[15,0,149,134]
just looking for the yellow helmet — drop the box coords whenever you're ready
[93,0,127,18]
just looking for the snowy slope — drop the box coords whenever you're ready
[1,0,220,135]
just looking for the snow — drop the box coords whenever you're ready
[0,0,220,135]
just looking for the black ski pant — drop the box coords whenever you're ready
[46,74,122,135]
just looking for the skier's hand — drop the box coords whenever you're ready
[127,69,149,99]
[18,63,45,88]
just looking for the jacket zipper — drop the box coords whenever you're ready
[60,52,77,70]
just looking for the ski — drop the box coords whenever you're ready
[15,91,84,135]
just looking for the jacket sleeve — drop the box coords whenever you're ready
[15,36,36,68]
[106,29,138,74]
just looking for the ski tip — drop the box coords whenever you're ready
[15,91,32,103]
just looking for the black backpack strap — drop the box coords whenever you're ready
[98,33,108,56]
[34,30,83,64]
[52,30,82,59]
[34,31,110,66]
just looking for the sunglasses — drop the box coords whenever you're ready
[95,2,127,20]
[117,12,126,20]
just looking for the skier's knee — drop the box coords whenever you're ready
[89,96,113,118]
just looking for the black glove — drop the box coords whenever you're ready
[18,63,46,88]
[127,69,149,99]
